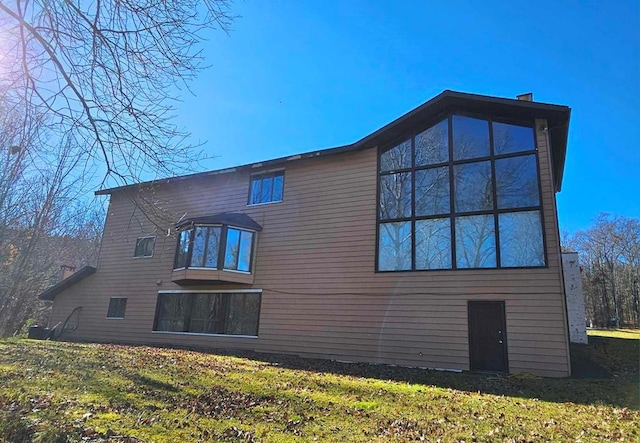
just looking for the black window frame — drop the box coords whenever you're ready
[107,297,127,319]
[152,291,262,337]
[133,236,155,258]
[173,224,256,273]
[376,111,547,272]
[247,170,285,205]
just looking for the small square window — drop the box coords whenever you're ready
[134,237,155,257]
[248,171,285,205]
[107,298,127,319]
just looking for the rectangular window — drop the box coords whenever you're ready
[415,218,451,270]
[455,215,496,268]
[175,230,190,268]
[378,221,412,271]
[107,297,127,319]
[415,167,449,216]
[377,115,545,270]
[248,171,285,205]
[379,172,412,219]
[495,154,540,209]
[190,226,221,268]
[224,228,254,272]
[134,237,155,258]
[498,211,545,267]
[153,292,261,336]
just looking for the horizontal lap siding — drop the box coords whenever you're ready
[51,121,570,377]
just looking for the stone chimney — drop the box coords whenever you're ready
[516,92,533,102]
[60,265,76,281]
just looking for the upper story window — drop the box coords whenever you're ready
[248,171,284,205]
[174,213,262,274]
[134,236,155,258]
[377,115,545,271]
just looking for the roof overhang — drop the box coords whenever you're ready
[38,266,96,301]
[95,90,571,195]
[352,91,570,191]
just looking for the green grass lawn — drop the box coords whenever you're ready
[588,328,640,340]
[0,331,638,442]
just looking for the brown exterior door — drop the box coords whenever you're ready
[468,301,508,373]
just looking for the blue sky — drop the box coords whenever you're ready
[173,0,639,234]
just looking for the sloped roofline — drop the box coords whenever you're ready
[96,90,570,195]
[38,266,96,301]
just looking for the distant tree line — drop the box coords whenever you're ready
[564,214,640,328]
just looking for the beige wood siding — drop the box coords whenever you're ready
[50,122,571,377]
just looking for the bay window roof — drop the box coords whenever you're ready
[175,212,262,232]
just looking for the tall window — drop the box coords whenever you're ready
[378,115,545,271]
[175,225,255,273]
[248,171,285,205]
[153,292,261,336]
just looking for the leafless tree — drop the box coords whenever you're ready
[0,96,103,336]
[565,214,640,327]
[0,0,234,186]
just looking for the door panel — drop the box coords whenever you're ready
[468,301,508,372]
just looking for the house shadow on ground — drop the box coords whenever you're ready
[208,334,639,410]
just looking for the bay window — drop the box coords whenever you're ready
[175,224,255,273]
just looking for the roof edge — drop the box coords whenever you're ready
[95,143,357,196]
[38,266,97,301]
[96,90,571,196]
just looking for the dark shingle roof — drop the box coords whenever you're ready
[38,266,96,301]
[175,212,263,231]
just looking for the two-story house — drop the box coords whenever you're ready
[40,90,572,377]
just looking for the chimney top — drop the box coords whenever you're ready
[516,92,533,102]
[60,265,76,281]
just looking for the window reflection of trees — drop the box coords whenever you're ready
[496,155,539,209]
[378,114,546,271]
[456,215,496,268]
[380,172,411,219]
[416,218,451,269]
[454,161,493,212]
[416,167,449,216]
[155,293,260,336]
[378,222,411,271]
[499,211,545,266]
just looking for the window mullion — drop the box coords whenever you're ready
[448,116,457,269]
[489,120,501,268]
[218,226,228,270]
[184,294,194,333]
[269,175,275,202]
[411,133,416,271]
[186,229,195,269]
[220,294,229,334]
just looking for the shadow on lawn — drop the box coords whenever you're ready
[214,335,639,410]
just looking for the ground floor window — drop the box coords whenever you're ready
[153,292,261,336]
[107,297,127,319]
